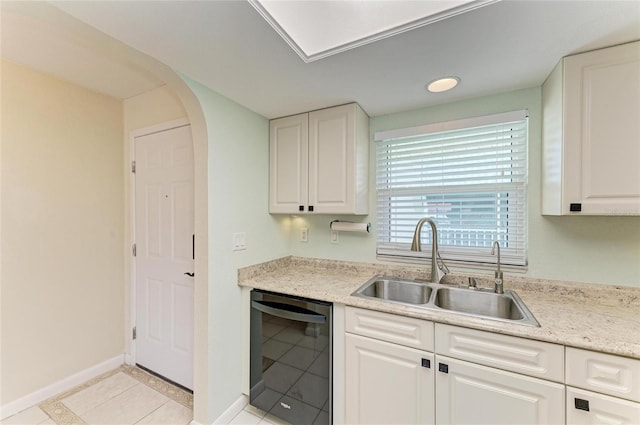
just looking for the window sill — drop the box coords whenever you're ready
[376,253,528,274]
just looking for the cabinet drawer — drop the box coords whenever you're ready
[566,347,640,402]
[567,386,640,424]
[435,323,564,382]
[345,307,434,351]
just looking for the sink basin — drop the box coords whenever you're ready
[352,275,540,327]
[355,278,432,305]
[434,287,518,318]
[433,287,539,326]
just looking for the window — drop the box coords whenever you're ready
[375,110,528,267]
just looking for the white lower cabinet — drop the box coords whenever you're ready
[435,355,565,424]
[566,386,640,425]
[345,333,435,425]
[343,307,639,425]
[565,348,640,424]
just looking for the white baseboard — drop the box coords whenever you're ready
[211,394,248,424]
[0,354,124,420]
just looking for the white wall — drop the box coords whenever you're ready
[180,76,290,423]
[289,88,640,287]
[0,60,125,405]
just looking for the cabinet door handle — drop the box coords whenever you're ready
[308,205,314,212]
[299,205,304,212]
[438,363,449,373]
[421,358,431,368]
[574,398,590,412]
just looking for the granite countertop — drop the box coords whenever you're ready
[238,256,640,360]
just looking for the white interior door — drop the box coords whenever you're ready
[134,124,194,389]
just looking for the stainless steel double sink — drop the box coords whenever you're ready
[352,276,540,327]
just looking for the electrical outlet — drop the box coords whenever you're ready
[232,232,246,251]
[331,230,339,244]
[300,227,308,242]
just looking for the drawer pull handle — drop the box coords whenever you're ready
[574,398,590,412]
[280,402,291,410]
[421,358,431,369]
[438,363,449,373]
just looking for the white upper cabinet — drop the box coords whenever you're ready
[269,113,309,213]
[269,103,369,214]
[542,40,640,215]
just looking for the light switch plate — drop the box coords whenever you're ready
[300,227,308,242]
[232,232,246,251]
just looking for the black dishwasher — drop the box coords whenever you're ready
[250,289,332,424]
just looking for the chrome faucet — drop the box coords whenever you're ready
[491,241,504,294]
[410,218,449,283]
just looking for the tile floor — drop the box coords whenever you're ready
[1,366,284,425]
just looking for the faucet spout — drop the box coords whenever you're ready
[411,218,449,283]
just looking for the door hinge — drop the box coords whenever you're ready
[131,160,136,173]
[132,327,137,340]
[132,243,137,257]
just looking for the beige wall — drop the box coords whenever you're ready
[0,60,125,404]
[124,85,187,132]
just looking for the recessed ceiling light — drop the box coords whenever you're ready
[427,77,461,93]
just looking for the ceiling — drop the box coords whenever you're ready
[2,1,639,119]
[248,0,497,62]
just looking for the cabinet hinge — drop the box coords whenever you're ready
[131,161,136,173]
[132,243,137,257]
[132,327,137,340]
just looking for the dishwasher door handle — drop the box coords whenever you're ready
[251,300,326,324]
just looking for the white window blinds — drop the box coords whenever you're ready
[375,111,528,267]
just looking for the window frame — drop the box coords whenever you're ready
[374,110,529,269]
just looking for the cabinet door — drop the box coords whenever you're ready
[269,113,308,213]
[345,333,434,425]
[563,41,640,215]
[308,104,357,214]
[436,355,564,425]
[567,386,640,425]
